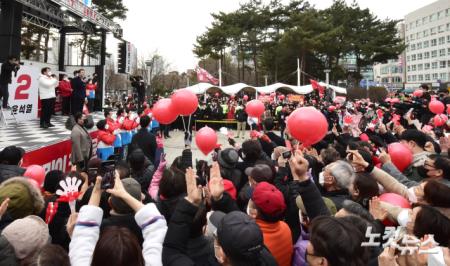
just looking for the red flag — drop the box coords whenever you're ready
[196,66,219,85]
[310,79,325,95]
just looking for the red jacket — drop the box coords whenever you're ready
[122,117,139,131]
[106,118,119,134]
[58,80,72,97]
[97,130,116,146]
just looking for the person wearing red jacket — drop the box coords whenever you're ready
[96,119,116,161]
[58,75,72,115]
[104,108,122,155]
[86,79,97,112]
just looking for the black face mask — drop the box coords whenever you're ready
[416,165,428,178]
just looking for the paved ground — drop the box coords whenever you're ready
[162,129,251,165]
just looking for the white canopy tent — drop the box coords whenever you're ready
[184,82,347,95]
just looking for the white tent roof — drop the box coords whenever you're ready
[184,82,346,95]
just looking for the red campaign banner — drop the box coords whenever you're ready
[22,131,99,173]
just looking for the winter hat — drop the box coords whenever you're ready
[0,177,44,219]
[218,148,239,169]
[245,164,273,183]
[0,146,25,165]
[251,182,286,218]
[1,215,49,259]
[110,178,141,214]
[296,195,337,216]
[222,179,237,200]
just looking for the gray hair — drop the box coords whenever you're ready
[329,160,355,189]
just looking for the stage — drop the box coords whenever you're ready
[0,113,102,172]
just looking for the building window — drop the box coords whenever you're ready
[418,74,423,81]
[438,11,444,19]
[410,34,415,40]
[417,42,422,49]
[440,61,446,68]
[418,64,423,70]
[412,65,417,71]
[447,23,450,31]
[432,50,438,58]
[424,52,430,59]
[423,29,429,37]
[447,35,450,43]
[407,55,411,61]
[431,39,437,46]
[407,65,411,71]
[425,74,430,81]
[431,27,436,35]
[411,44,416,50]
[440,49,446,56]
[407,75,411,82]
[423,17,427,24]
[448,48,450,55]
[438,25,444,33]
[440,73,447,80]
[412,54,416,61]
[425,63,430,70]
[432,73,438,80]
[417,53,422,60]
[439,37,445,45]
[432,62,438,69]
[412,75,417,81]
[423,40,429,48]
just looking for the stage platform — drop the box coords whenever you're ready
[0,113,102,151]
[0,113,103,173]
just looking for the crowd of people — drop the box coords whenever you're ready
[0,83,449,266]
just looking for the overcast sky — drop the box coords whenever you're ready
[116,0,437,72]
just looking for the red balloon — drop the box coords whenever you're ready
[328,105,336,112]
[360,133,369,142]
[243,95,249,101]
[429,100,445,114]
[152,98,178,124]
[171,89,198,116]
[413,89,423,97]
[195,126,218,155]
[344,115,353,124]
[388,143,413,172]
[24,165,45,187]
[433,114,448,127]
[245,100,265,117]
[287,107,328,146]
[279,95,285,100]
[379,193,411,226]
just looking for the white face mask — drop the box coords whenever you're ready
[407,187,418,203]
[105,124,109,130]
[318,172,325,186]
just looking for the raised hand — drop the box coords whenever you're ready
[289,150,309,181]
[209,162,224,201]
[369,197,388,221]
[0,198,9,219]
[185,167,203,206]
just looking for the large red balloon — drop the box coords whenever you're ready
[245,100,265,117]
[379,193,411,226]
[287,107,328,146]
[413,89,423,97]
[243,95,249,101]
[429,100,445,114]
[388,143,413,172]
[433,114,448,127]
[195,126,218,155]
[171,89,198,116]
[279,95,285,100]
[24,165,45,187]
[152,98,178,124]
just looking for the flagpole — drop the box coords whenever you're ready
[219,58,222,87]
[297,58,300,87]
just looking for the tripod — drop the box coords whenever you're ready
[0,106,18,127]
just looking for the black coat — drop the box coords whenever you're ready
[130,129,157,164]
[0,165,25,184]
[0,62,18,85]
[70,76,86,99]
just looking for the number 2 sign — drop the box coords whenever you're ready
[15,74,31,100]
[3,64,40,121]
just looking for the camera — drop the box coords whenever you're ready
[282,151,292,159]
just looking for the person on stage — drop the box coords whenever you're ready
[0,56,20,110]
[71,69,86,116]
[38,68,58,129]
